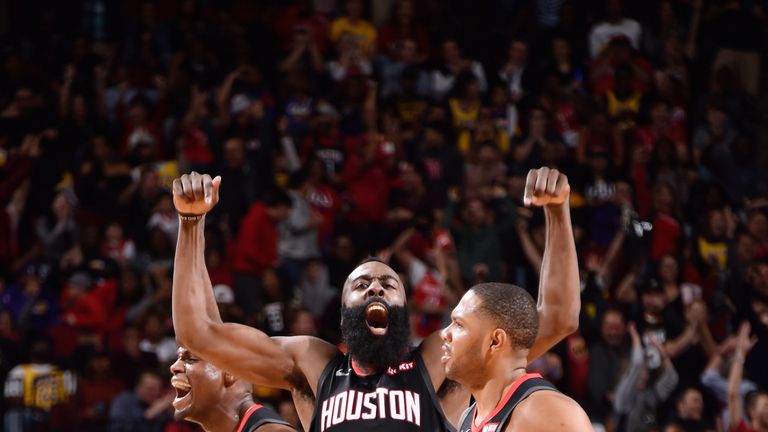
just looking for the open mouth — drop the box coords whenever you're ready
[365,302,389,336]
[171,377,193,412]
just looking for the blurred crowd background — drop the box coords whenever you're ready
[0,0,767,431]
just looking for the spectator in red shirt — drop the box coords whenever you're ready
[305,158,340,253]
[273,0,329,54]
[232,192,293,318]
[377,0,431,61]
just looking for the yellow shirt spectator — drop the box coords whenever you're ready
[330,17,377,56]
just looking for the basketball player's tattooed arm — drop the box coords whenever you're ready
[171,172,337,395]
[523,167,580,362]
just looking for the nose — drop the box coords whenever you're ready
[441,326,451,342]
[364,283,385,299]
[169,357,184,375]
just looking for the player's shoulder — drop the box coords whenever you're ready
[506,390,593,432]
[272,335,340,396]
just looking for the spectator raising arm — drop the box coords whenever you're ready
[727,322,756,431]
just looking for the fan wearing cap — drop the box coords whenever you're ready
[170,346,294,432]
[634,277,713,383]
[170,167,580,431]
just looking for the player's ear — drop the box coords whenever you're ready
[489,328,507,353]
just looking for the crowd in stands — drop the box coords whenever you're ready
[0,0,767,431]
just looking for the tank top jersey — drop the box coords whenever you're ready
[457,373,558,432]
[310,351,456,432]
[237,404,294,432]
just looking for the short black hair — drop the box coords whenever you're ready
[470,283,538,350]
[358,256,388,266]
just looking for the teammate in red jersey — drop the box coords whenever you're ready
[170,346,294,432]
[442,283,592,431]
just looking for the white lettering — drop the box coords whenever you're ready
[346,390,363,420]
[331,391,348,425]
[361,392,377,419]
[406,391,420,425]
[389,390,406,420]
[321,396,334,432]
[375,388,389,419]
[320,389,422,428]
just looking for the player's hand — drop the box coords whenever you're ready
[523,167,570,208]
[172,172,221,216]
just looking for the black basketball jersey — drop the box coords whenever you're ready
[310,351,456,432]
[457,373,558,432]
[238,403,294,432]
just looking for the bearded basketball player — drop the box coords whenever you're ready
[170,167,580,431]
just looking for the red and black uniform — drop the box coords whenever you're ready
[237,404,294,432]
[310,351,455,432]
[458,373,558,432]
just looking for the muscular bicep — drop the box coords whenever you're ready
[193,323,335,393]
[527,310,564,363]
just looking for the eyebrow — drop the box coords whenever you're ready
[352,274,399,284]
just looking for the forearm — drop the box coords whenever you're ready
[172,217,221,348]
[664,325,697,358]
[613,346,645,412]
[654,362,679,399]
[280,136,302,173]
[727,353,745,426]
[279,49,303,72]
[532,205,580,351]
[699,322,718,357]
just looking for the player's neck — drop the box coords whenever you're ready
[471,363,527,425]
[199,399,251,432]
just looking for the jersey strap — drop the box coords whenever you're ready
[459,373,559,432]
[237,403,294,432]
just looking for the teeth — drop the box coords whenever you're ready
[368,304,386,312]
[171,379,191,391]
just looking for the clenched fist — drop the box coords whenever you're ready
[172,172,221,216]
[523,167,570,208]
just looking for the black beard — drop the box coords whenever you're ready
[341,299,411,370]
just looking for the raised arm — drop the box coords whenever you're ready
[524,167,580,361]
[728,322,754,430]
[171,172,335,392]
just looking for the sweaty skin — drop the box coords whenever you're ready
[442,291,592,431]
[171,167,580,430]
[170,346,295,432]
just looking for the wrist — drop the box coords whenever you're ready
[178,214,204,223]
